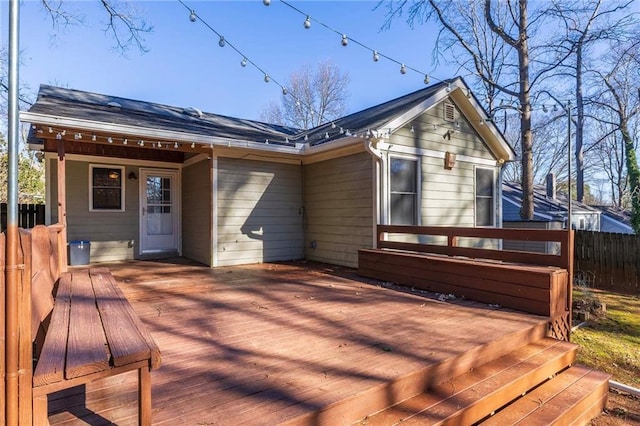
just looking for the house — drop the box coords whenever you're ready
[21,77,516,268]
[592,205,635,234]
[502,175,601,231]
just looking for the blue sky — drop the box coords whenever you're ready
[5,1,452,121]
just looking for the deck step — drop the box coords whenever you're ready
[480,364,610,425]
[355,337,577,426]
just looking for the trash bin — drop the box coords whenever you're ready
[68,240,91,266]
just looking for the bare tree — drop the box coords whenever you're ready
[260,60,350,130]
[40,0,153,54]
[382,0,569,220]
[543,0,637,202]
[590,40,640,231]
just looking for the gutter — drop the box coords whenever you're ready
[20,111,301,155]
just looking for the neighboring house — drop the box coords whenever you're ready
[502,176,601,231]
[592,205,635,234]
[21,77,516,268]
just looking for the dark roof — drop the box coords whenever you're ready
[305,80,453,146]
[27,85,300,145]
[502,181,599,222]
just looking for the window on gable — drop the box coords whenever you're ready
[90,165,125,211]
[475,167,495,227]
[390,157,418,225]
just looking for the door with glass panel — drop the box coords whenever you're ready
[140,169,179,253]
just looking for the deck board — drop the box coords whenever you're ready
[47,259,548,425]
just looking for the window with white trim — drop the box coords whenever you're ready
[390,157,418,225]
[475,167,495,227]
[90,165,125,211]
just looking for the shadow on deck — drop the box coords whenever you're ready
[47,259,602,425]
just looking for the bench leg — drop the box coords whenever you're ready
[33,395,50,426]
[139,367,152,426]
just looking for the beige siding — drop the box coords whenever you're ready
[216,158,303,266]
[393,101,495,160]
[50,159,140,263]
[304,152,374,268]
[182,159,212,266]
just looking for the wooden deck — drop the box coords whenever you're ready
[46,259,551,425]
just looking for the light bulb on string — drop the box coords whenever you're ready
[108,137,113,144]
[543,105,548,113]
[263,0,270,5]
[400,64,407,74]
[373,51,379,62]
[174,142,179,149]
[191,142,196,148]
[424,74,430,85]
[91,134,97,141]
[282,87,288,96]
[218,36,225,47]
[189,10,197,22]
[304,16,311,29]
[123,138,128,145]
[264,74,270,83]
[553,104,558,112]
[240,57,247,67]
[341,34,348,46]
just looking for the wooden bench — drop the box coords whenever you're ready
[359,225,574,340]
[25,226,160,425]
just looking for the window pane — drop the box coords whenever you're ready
[390,194,416,225]
[93,188,122,210]
[390,158,416,192]
[476,198,493,226]
[476,168,494,196]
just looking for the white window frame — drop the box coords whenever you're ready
[89,164,125,212]
[388,155,421,226]
[474,166,496,227]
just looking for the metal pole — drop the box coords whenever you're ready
[567,100,572,229]
[6,0,21,423]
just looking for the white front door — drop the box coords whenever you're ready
[140,169,180,254]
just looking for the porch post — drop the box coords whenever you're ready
[57,140,68,271]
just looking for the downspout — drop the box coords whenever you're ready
[364,139,385,248]
[6,0,21,423]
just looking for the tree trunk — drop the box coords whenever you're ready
[621,121,640,232]
[518,0,534,220]
[575,43,585,202]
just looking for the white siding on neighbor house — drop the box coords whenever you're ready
[304,152,374,268]
[49,159,141,263]
[182,159,212,266]
[216,158,304,266]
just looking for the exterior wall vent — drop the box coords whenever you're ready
[443,102,456,122]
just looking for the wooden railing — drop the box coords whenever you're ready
[360,226,575,340]
[377,225,574,271]
[2,223,66,424]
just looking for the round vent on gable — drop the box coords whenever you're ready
[106,101,122,108]
[183,107,203,118]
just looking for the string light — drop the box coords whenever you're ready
[373,50,379,62]
[400,64,407,74]
[123,138,128,145]
[191,142,196,148]
[264,74,270,83]
[108,137,113,143]
[91,134,97,141]
[189,10,197,22]
[218,36,225,47]
[424,75,430,85]
[263,0,271,5]
[304,16,311,29]
[341,34,348,46]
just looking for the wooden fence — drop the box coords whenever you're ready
[574,230,640,295]
[0,203,45,232]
